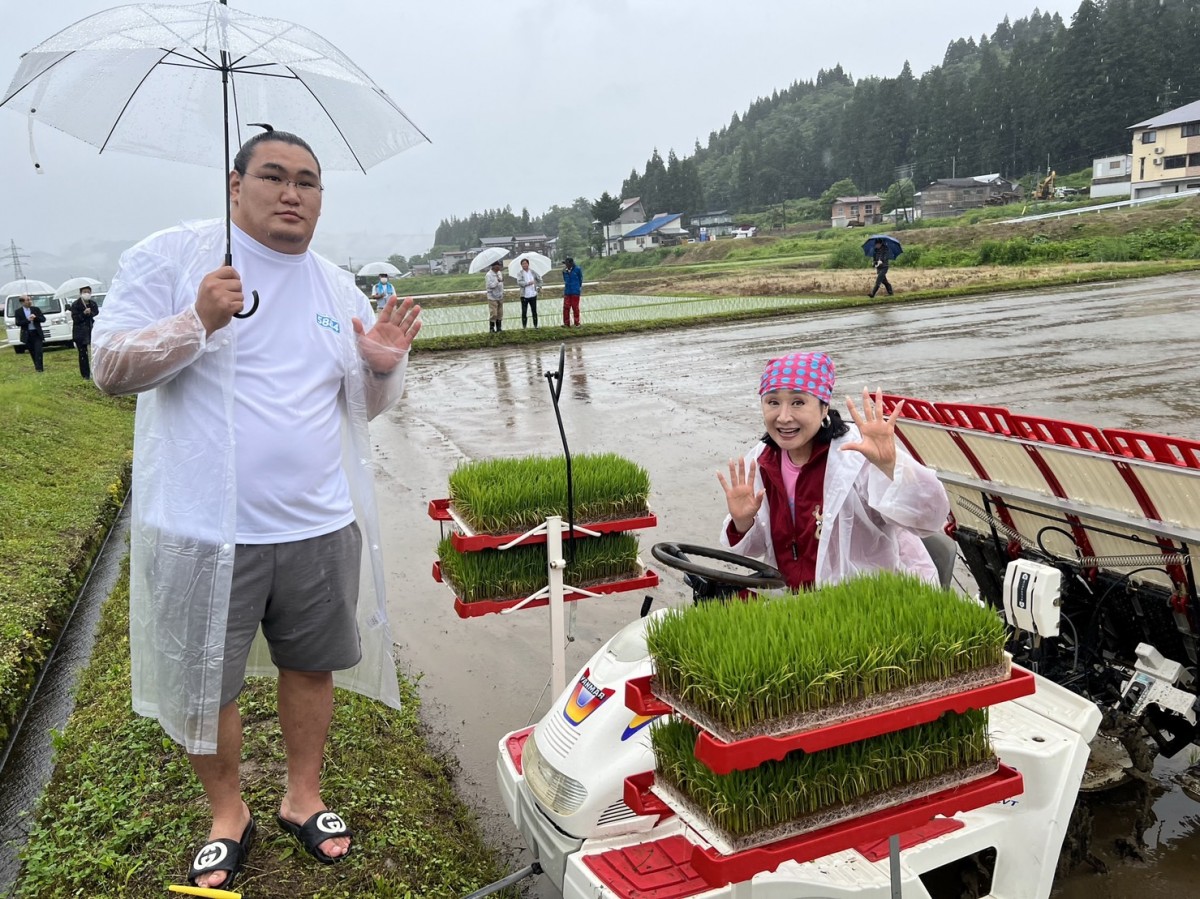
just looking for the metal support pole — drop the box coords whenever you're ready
[546,515,568,698]
[889,834,902,898]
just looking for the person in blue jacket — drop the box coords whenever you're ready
[561,257,583,326]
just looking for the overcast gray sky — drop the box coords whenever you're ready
[0,0,1083,281]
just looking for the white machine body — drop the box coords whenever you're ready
[1121,642,1198,725]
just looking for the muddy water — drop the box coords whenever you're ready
[371,273,1200,897]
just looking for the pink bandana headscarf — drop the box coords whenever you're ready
[759,352,836,403]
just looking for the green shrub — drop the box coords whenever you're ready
[823,243,870,270]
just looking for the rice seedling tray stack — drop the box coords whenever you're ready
[677,763,1023,888]
[429,453,659,617]
[625,665,1033,773]
[635,572,1025,867]
[429,453,655,551]
[644,572,1013,753]
[432,556,659,619]
[428,497,657,551]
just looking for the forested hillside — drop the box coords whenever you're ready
[430,0,1200,254]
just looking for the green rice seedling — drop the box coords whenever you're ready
[447,453,651,534]
[652,710,993,841]
[646,571,1007,735]
[438,533,641,603]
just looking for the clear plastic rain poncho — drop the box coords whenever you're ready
[721,430,951,587]
[92,219,407,754]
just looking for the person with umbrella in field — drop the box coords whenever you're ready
[69,285,100,379]
[92,129,423,890]
[14,294,46,372]
[866,235,898,298]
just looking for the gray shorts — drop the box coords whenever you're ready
[220,521,362,706]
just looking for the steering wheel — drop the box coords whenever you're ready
[651,542,786,591]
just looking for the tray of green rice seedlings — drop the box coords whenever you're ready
[437,532,646,604]
[645,571,1009,744]
[439,454,653,548]
[651,710,998,855]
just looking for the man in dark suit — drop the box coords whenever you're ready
[70,286,100,379]
[16,295,46,372]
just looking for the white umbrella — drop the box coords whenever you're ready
[54,276,103,298]
[0,278,54,296]
[468,247,510,274]
[508,252,552,280]
[357,262,401,277]
[1,1,430,317]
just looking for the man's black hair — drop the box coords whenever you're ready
[761,406,849,451]
[564,257,574,265]
[232,129,321,175]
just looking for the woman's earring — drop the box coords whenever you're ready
[822,413,831,428]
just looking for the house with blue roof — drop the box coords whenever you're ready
[620,213,689,252]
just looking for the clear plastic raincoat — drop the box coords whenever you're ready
[719,428,950,586]
[93,219,407,754]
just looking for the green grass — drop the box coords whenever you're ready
[14,557,513,898]
[447,453,651,534]
[438,533,641,603]
[652,710,993,840]
[645,572,1007,735]
[0,347,134,747]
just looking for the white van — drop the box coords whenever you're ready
[4,293,75,353]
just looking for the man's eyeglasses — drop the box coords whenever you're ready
[244,172,324,194]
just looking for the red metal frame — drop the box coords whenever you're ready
[626,667,1035,773]
[688,764,1023,888]
[427,498,657,551]
[438,568,660,618]
[1103,429,1200,468]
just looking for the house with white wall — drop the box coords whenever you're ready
[1090,154,1133,199]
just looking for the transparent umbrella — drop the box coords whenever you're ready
[508,252,552,280]
[0,278,54,296]
[357,262,402,277]
[468,247,510,274]
[1,0,429,316]
[54,276,103,298]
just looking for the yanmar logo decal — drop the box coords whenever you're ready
[316,313,341,333]
[562,669,614,726]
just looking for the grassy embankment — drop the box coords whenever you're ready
[0,351,512,898]
[4,194,1200,895]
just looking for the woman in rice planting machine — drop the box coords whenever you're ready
[718,351,949,590]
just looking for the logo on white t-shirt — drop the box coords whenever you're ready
[315,313,341,333]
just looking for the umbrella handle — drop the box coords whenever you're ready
[233,290,260,319]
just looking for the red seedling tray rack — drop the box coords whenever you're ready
[626,666,1035,773]
[623,770,675,820]
[427,498,657,551]
[432,561,660,618]
[686,763,1023,887]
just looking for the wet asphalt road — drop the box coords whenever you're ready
[372,272,1200,897]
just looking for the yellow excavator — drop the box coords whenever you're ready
[1033,170,1056,201]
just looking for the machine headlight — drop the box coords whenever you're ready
[523,731,588,816]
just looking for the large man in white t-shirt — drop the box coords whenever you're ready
[92,130,422,891]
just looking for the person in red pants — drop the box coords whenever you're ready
[561,257,582,326]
